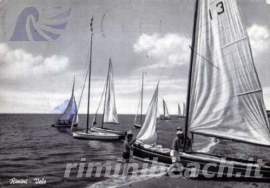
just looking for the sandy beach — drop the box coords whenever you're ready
[119,175,270,188]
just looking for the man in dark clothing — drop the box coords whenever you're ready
[123,130,134,177]
[172,128,191,152]
[167,128,191,176]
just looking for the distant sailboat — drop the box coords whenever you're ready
[73,18,121,140]
[178,102,186,118]
[90,59,126,137]
[133,0,270,178]
[52,77,78,128]
[182,102,186,117]
[177,104,181,117]
[134,72,145,129]
[160,99,171,120]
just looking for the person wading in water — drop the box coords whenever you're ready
[122,130,134,177]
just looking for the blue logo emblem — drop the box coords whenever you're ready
[10,7,71,41]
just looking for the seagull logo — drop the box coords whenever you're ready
[10,7,71,41]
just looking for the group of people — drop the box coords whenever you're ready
[122,127,191,176]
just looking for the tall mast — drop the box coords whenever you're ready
[72,75,75,96]
[70,76,76,130]
[101,59,111,128]
[140,72,144,125]
[71,75,75,120]
[163,99,165,117]
[183,0,199,151]
[86,17,94,133]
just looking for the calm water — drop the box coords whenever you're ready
[0,114,270,188]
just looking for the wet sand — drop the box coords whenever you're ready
[118,175,270,188]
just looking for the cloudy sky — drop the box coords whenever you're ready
[0,0,270,114]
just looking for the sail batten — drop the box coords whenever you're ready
[222,36,248,49]
[238,89,262,97]
[188,0,270,146]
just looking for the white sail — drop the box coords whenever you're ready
[59,78,76,123]
[178,104,181,116]
[103,59,119,124]
[137,85,158,145]
[163,99,170,118]
[188,0,270,146]
[70,100,79,129]
[134,93,142,125]
[134,73,144,126]
[73,100,79,124]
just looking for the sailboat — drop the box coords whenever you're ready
[160,99,171,120]
[73,17,121,140]
[133,84,171,162]
[182,102,186,117]
[134,72,145,129]
[178,102,186,118]
[177,104,181,117]
[90,59,126,137]
[52,77,79,128]
[133,0,270,179]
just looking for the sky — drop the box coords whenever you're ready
[0,0,270,114]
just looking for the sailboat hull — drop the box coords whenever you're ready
[90,127,126,138]
[159,115,171,120]
[133,143,270,179]
[134,124,142,129]
[73,131,121,140]
[52,123,78,128]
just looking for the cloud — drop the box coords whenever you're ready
[247,24,270,55]
[133,33,190,69]
[0,43,69,78]
[266,0,270,4]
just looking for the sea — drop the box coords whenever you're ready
[0,114,270,188]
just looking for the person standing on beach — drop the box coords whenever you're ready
[122,130,134,176]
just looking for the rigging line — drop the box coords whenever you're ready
[134,91,142,124]
[76,49,91,112]
[189,46,220,70]
[163,63,179,97]
[94,76,107,115]
[161,1,191,96]
[162,36,190,97]
[157,0,189,82]
[71,62,90,130]
[77,66,89,111]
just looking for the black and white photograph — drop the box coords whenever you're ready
[1,0,270,187]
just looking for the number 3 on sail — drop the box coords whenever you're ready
[209,1,225,20]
